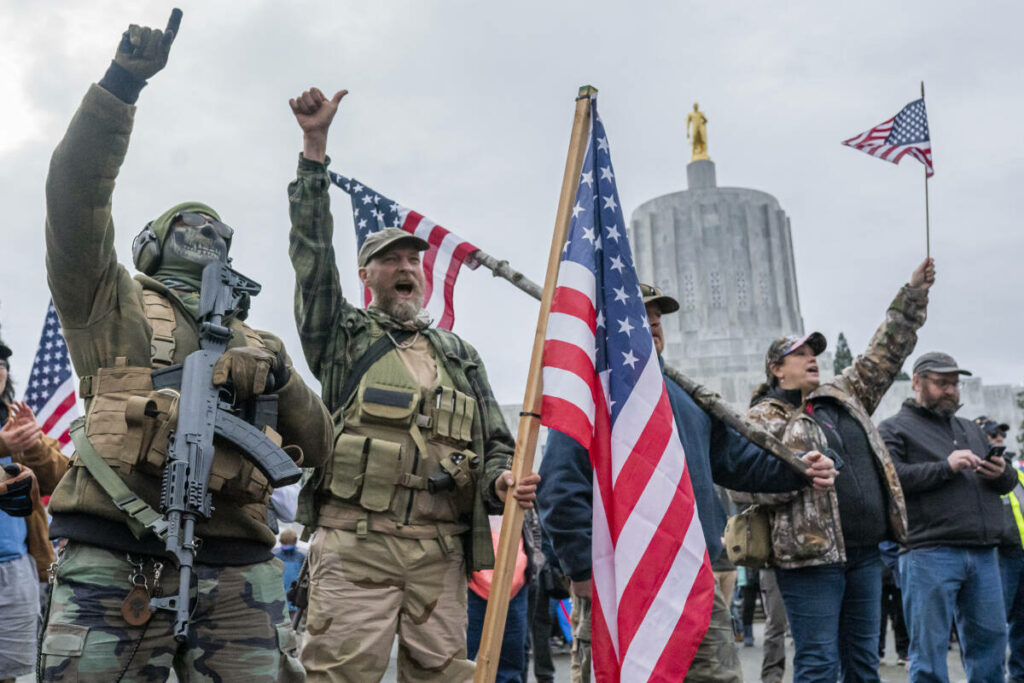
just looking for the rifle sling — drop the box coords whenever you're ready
[69,417,169,541]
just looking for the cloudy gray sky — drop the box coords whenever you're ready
[1,0,1021,405]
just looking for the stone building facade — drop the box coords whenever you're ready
[628,159,830,405]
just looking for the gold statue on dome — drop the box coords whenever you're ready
[686,102,710,161]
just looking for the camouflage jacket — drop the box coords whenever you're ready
[44,84,332,556]
[734,284,926,568]
[287,156,514,571]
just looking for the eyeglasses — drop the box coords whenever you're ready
[923,375,961,390]
[0,359,8,369]
[173,212,234,241]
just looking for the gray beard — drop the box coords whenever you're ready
[382,299,421,323]
[373,290,425,324]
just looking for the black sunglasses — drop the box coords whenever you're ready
[173,212,234,241]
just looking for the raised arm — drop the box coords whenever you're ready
[836,258,934,416]
[287,88,352,380]
[45,11,181,326]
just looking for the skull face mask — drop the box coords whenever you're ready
[162,212,231,268]
[147,203,232,291]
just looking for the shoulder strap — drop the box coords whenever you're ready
[337,330,414,412]
[69,417,169,540]
[141,290,177,367]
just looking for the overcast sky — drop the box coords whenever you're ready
[1,0,1022,405]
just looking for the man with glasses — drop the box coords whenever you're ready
[879,352,1018,682]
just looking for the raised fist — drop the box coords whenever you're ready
[113,9,183,81]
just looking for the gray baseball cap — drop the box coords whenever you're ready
[912,351,973,376]
[358,227,429,267]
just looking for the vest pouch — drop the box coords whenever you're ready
[131,391,178,476]
[359,439,403,512]
[429,387,476,447]
[328,433,370,501]
[358,383,418,427]
[84,364,156,474]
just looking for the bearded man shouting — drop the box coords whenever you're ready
[287,87,539,683]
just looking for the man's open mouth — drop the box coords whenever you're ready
[395,283,414,295]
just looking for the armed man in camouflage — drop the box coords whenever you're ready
[287,87,539,682]
[40,11,332,681]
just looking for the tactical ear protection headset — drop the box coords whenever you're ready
[132,222,162,275]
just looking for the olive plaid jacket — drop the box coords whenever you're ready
[287,156,513,571]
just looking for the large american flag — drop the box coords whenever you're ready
[23,301,78,453]
[541,99,713,681]
[842,98,934,177]
[329,172,479,330]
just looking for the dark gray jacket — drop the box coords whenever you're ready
[879,400,1017,549]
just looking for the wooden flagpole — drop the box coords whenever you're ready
[922,80,930,258]
[472,84,596,683]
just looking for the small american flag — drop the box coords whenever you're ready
[23,301,79,453]
[843,98,934,177]
[541,99,713,681]
[329,172,479,330]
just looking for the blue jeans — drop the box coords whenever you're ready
[467,586,529,683]
[775,545,882,682]
[900,546,1006,683]
[1000,550,1024,682]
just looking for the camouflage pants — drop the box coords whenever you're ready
[300,527,474,682]
[569,593,591,683]
[39,541,303,682]
[686,579,742,683]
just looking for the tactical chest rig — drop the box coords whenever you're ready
[317,327,480,543]
[72,288,279,538]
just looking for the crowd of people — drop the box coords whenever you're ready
[0,10,1021,683]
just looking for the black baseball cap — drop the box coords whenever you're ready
[975,416,1010,437]
[912,352,972,376]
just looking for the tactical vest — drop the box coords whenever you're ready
[318,332,480,540]
[75,289,274,506]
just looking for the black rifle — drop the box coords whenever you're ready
[149,261,303,641]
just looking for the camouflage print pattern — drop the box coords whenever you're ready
[300,527,474,682]
[686,581,741,682]
[731,283,926,570]
[569,594,591,683]
[39,542,303,682]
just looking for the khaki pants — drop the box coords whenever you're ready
[570,593,591,683]
[300,527,474,682]
[759,568,788,683]
[686,579,742,682]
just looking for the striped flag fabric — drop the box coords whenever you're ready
[22,301,79,453]
[842,98,934,177]
[329,172,479,330]
[540,98,714,681]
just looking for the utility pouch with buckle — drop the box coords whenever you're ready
[329,433,370,500]
[359,439,403,512]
